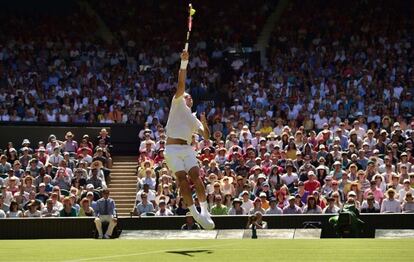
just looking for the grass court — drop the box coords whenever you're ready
[1,238,413,261]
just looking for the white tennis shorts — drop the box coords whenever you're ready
[164,144,198,173]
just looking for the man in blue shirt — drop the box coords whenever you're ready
[94,189,117,239]
[135,192,154,216]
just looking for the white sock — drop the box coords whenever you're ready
[200,201,209,214]
[188,204,199,216]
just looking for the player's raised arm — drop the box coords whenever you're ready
[175,51,189,98]
[199,112,210,141]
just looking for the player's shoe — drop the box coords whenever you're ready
[197,211,215,230]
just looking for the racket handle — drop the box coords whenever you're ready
[184,42,189,51]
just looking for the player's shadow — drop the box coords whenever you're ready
[166,249,213,257]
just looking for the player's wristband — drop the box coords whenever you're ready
[180,60,189,70]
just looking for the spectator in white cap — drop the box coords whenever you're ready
[86,191,98,211]
[240,191,253,215]
[35,183,49,204]
[347,191,360,208]
[398,179,414,202]
[304,171,320,193]
[371,149,383,166]
[18,147,32,169]
[398,153,412,174]
[20,139,33,154]
[363,129,377,150]
[330,161,344,180]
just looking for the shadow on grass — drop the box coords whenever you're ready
[166,249,213,257]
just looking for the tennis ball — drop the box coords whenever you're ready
[190,8,196,16]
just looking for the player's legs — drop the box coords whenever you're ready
[175,171,194,207]
[188,166,215,229]
[165,145,214,229]
[165,146,194,206]
[188,166,206,203]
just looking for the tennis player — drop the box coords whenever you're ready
[164,50,215,229]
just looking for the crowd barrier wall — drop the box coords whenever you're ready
[1,214,413,239]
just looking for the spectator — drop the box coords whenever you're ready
[402,192,414,213]
[48,148,64,167]
[364,180,384,204]
[6,200,23,218]
[35,183,49,204]
[265,197,282,215]
[59,197,77,217]
[86,166,104,190]
[155,200,174,216]
[53,168,71,191]
[41,199,60,217]
[304,171,320,193]
[323,197,340,214]
[399,179,414,203]
[94,189,118,239]
[380,189,401,213]
[210,195,228,215]
[134,192,155,216]
[0,155,12,175]
[79,198,95,217]
[86,192,98,211]
[283,196,303,214]
[227,198,245,215]
[361,195,380,213]
[24,200,41,217]
[138,168,156,191]
[303,195,322,214]
[62,132,78,155]
[240,191,253,215]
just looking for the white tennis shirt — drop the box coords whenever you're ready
[165,95,203,144]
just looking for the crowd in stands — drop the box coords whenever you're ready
[1,0,414,223]
[0,0,272,124]
[0,128,113,218]
[132,0,414,217]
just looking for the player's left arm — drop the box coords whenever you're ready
[198,112,210,141]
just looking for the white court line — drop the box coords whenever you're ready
[62,242,236,262]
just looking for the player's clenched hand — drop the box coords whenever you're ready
[181,50,189,61]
